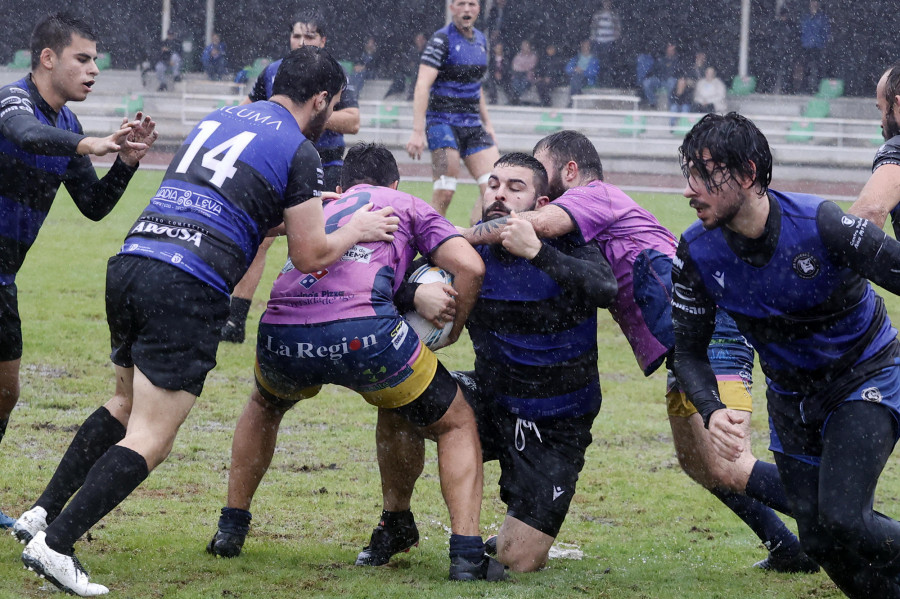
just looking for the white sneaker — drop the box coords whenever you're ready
[22,531,108,596]
[12,506,48,544]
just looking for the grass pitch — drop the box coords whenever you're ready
[0,171,874,598]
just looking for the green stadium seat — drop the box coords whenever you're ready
[7,49,29,69]
[339,60,353,75]
[95,52,111,70]
[217,98,240,109]
[786,121,815,143]
[816,78,844,99]
[535,111,563,133]
[872,131,886,146]
[370,104,399,127]
[671,115,695,137]
[729,75,756,96]
[115,94,144,117]
[803,98,830,118]
[618,114,646,136]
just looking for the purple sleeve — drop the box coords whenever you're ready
[551,187,614,244]
[410,197,461,254]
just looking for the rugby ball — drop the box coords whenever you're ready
[403,264,455,350]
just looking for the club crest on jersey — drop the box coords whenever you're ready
[861,386,883,403]
[792,253,819,279]
[299,269,328,289]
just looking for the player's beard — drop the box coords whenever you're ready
[545,167,566,201]
[305,106,330,142]
[884,110,900,141]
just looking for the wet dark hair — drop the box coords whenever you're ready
[533,130,603,181]
[494,152,548,196]
[30,13,97,70]
[341,143,400,188]
[292,9,327,38]
[884,63,900,114]
[679,112,772,195]
[272,46,345,105]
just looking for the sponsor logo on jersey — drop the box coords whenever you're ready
[713,270,725,288]
[298,269,328,289]
[1,96,22,107]
[861,386,883,402]
[129,220,203,247]
[672,255,684,269]
[171,252,184,264]
[154,187,223,217]
[262,334,376,361]
[221,105,284,129]
[792,253,820,279]
[341,245,373,264]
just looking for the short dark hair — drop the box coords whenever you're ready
[292,9,327,38]
[272,46,345,105]
[533,130,604,181]
[884,63,900,114]
[30,13,97,70]
[341,143,400,188]
[679,112,772,195]
[494,152,548,196]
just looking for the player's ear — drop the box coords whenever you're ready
[535,195,550,209]
[335,185,343,194]
[39,47,55,70]
[564,160,578,183]
[389,180,400,190]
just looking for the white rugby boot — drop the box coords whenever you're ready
[22,531,108,596]
[12,505,48,544]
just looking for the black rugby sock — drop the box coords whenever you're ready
[709,487,799,550]
[35,407,126,521]
[449,534,485,561]
[0,417,7,444]
[745,460,793,517]
[44,445,148,554]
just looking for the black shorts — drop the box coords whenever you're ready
[0,283,22,361]
[451,371,599,537]
[106,255,229,396]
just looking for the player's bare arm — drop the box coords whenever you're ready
[848,164,900,228]
[406,65,439,160]
[462,203,574,245]
[325,107,360,134]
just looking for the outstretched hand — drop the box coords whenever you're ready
[118,112,159,166]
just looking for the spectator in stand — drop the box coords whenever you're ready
[154,30,182,92]
[641,42,683,110]
[535,43,566,107]
[566,40,600,104]
[589,0,621,87]
[201,33,227,81]
[350,35,378,96]
[509,39,538,105]
[692,66,727,113]
[485,41,510,104]
[671,51,708,113]
[487,0,509,49]
[797,0,830,93]
[384,32,426,100]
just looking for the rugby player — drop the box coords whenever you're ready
[206,143,506,582]
[0,13,157,527]
[407,0,500,224]
[673,112,900,598]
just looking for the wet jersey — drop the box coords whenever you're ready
[551,180,678,374]
[872,134,900,238]
[249,59,358,168]
[262,184,459,326]
[0,75,137,285]
[673,190,900,424]
[119,100,322,295]
[467,237,616,420]
[421,22,488,128]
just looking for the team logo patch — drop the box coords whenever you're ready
[299,269,328,289]
[861,386,883,403]
[792,253,820,279]
[171,252,183,264]
[841,216,855,227]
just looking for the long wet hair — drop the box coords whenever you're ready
[679,112,772,195]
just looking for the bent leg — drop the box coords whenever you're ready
[496,515,554,572]
[376,407,425,512]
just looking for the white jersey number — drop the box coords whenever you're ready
[175,120,257,187]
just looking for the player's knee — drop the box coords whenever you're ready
[433,175,458,192]
[498,543,548,572]
[818,502,866,547]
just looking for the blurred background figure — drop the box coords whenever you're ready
[201,33,227,81]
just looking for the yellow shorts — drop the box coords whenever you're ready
[666,374,753,418]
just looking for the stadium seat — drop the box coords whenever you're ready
[786,121,815,143]
[671,116,695,137]
[535,111,563,133]
[115,94,144,117]
[816,78,844,99]
[217,98,240,109]
[618,114,646,136]
[7,49,29,69]
[339,60,353,75]
[803,98,831,118]
[370,104,399,127]
[95,52,111,71]
[729,75,756,96]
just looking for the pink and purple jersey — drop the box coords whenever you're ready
[262,184,459,325]
[552,180,678,374]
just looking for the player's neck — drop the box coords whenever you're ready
[726,192,770,239]
[30,71,66,113]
